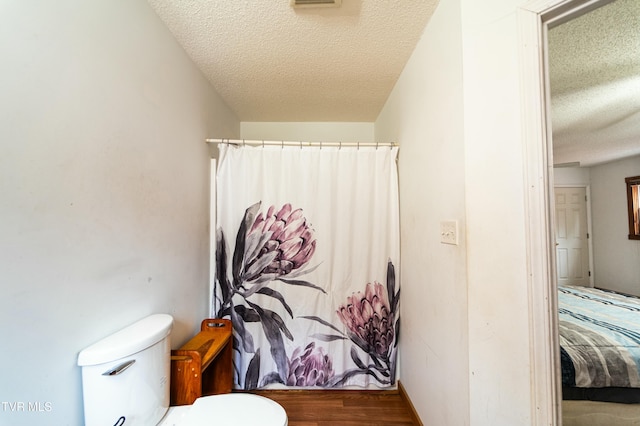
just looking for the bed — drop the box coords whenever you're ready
[559,285,640,404]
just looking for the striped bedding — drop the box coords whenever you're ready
[559,285,640,389]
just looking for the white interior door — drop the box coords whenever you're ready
[554,186,591,287]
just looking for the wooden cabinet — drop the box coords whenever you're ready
[170,318,233,406]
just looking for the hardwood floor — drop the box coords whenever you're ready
[250,387,422,426]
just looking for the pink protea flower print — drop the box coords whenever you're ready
[337,282,395,357]
[243,203,316,282]
[286,342,334,387]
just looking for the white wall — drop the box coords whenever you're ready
[378,0,547,424]
[376,0,469,424]
[552,159,640,295]
[240,122,375,143]
[0,1,239,425]
[461,1,535,424]
[553,167,591,186]
[590,155,640,294]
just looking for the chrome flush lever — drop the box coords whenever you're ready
[102,360,135,376]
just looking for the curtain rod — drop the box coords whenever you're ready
[206,138,397,148]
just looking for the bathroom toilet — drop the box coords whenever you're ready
[77,314,287,426]
[157,393,286,426]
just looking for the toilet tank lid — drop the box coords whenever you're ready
[77,314,173,366]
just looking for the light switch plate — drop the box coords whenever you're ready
[440,220,458,245]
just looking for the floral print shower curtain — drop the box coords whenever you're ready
[212,143,400,390]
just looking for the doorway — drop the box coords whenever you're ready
[519,0,618,424]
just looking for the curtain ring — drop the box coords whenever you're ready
[339,142,342,150]
[262,140,265,148]
[357,142,360,150]
[376,142,379,150]
[281,140,284,149]
[320,141,323,150]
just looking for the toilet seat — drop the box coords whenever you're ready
[158,394,288,426]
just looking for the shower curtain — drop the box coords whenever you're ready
[212,143,400,390]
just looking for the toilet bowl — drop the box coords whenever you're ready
[158,394,287,426]
[77,314,288,426]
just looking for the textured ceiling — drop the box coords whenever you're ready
[146,0,639,166]
[548,0,640,167]
[146,0,439,122]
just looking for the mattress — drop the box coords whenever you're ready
[559,285,640,403]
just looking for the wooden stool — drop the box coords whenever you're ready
[170,319,233,405]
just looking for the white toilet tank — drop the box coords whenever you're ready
[77,314,173,426]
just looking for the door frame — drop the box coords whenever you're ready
[518,0,615,424]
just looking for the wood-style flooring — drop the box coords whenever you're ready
[250,387,422,426]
